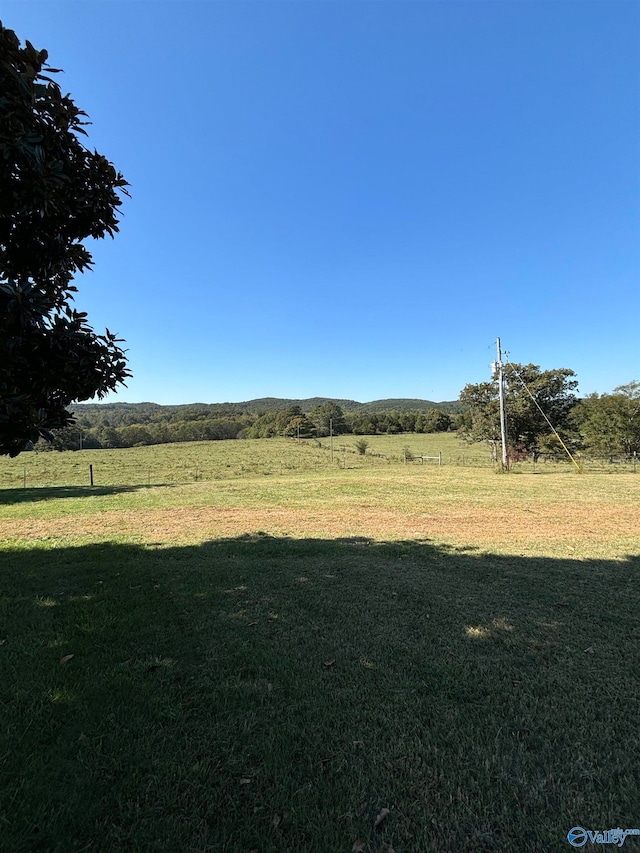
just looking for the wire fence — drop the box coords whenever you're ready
[0,443,636,491]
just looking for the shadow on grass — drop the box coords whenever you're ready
[0,483,175,505]
[0,535,638,853]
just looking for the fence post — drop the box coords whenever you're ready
[89,464,94,487]
[439,451,442,466]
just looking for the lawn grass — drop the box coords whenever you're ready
[0,441,639,852]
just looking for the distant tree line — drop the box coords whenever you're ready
[34,417,253,451]
[243,402,455,439]
[31,400,458,451]
[27,376,640,461]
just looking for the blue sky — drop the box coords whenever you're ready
[4,1,639,404]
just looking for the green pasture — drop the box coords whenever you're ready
[0,438,638,852]
[0,434,488,490]
[0,433,633,492]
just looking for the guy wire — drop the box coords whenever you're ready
[503,361,582,473]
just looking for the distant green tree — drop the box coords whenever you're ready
[119,424,154,447]
[79,429,102,449]
[459,364,578,461]
[284,415,315,438]
[274,405,310,436]
[148,423,172,444]
[451,412,468,432]
[33,425,82,451]
[0,24,130,456]
[354,438,369,455]
[245,412,278,439]
[94,426,124,449]
[206,418,246,440]
[398,412,417,432]
[419,409,453,433]
[571,381,640,459]
[351,415,377,434]
[310,402,347,437]
[384,417,402,434]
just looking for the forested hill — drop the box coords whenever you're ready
[358,398,465,413]
[33,398,464,451]
[72,397,463,425]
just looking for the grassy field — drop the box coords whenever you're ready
[0,434,491,491]
[0,433,634,491]
[1,438,639,852]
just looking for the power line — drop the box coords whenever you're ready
[503,360,582,473]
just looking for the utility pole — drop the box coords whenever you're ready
[496,338,509,471]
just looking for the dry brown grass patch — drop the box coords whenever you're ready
[5,499,637,558]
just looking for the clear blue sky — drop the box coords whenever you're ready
[4,1,639,404]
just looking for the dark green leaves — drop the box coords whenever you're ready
[0,22,130,456]
[459,364,579,460]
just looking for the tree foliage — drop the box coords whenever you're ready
[459,364,578,460]
[30,399,461,451]
[0,23,130,456]
[310,401,347,436]
[571,381,640,459]
[416,409,453,434]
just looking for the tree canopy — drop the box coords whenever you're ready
[571,381,640,459]
[0,23,130,456]
[459,364,578,461]
[309,401,347,436]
